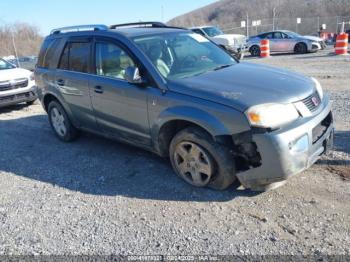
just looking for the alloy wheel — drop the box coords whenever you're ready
[51,107,67,137]
[173,141,214,187]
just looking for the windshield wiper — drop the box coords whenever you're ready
[213,64,233,71]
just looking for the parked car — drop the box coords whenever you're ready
[18,56,38,71]
[190,26,247,59]
[248,30,322,56]
[0,58,37,108]
[4,56,38,71]
[35,22,334,191]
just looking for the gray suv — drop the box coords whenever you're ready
[35,22,334,191]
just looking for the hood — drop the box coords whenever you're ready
[212,34,247,47]
[303,35,323,42]
[168,62,315,112]
[213,34,246,40]
[0,68,31,82]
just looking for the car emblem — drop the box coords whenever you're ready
[311,96,319,107]
[9,80,16,86]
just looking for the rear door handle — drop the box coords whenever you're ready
[94,85,104,94]
[56,79,65,86]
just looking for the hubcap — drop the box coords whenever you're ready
[174,142,213,187]
[51,107,67,137]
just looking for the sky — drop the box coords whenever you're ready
[0,0,217,35]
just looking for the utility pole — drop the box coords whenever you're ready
[246,13,249,37]
[272,7,276,31]
[11,28,20,67]
[336,16,339,33]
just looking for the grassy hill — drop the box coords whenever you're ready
[168,0,350,35]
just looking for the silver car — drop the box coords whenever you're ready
[248,30,321,56]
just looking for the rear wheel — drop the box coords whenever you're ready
[249,45,261,56]
[294,42,307,54]
[169,127,236,190]
[48,101,79,142]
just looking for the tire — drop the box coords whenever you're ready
[294,42,307,54]
[169,127,236,190]
[249,45,261,56]
[48,100,79,142]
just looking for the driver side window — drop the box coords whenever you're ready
[95,42,135,80]
[266,33,274,39]
[281,33,289,39]
[273,32,283,39]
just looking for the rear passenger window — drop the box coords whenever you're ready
[58,42,90,73]
[37,39,60,68]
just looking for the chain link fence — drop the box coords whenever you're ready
[221,16,350,36]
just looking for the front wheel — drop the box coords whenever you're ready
[169,127,236,190]
[249,45,261,57]
[294,43,307,54]
[48,101,79,142]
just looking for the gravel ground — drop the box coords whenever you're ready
[0,47,349,257]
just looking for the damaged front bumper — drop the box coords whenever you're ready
[236,95,334,191]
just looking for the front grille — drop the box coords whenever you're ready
[301,92,321,113]
[0,78,28,92]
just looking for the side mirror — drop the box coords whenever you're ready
[125,66,146,85]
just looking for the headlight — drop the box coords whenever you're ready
[246,103,299,129]
[311,77,323,100]
[30,73,35,81]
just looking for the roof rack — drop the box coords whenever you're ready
[110,22,168,29]
[50,24,109,35]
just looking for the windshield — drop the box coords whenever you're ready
[0,59,16,70]
[202,27,224,37]
[285,31,301,38]
[133,32,236,80]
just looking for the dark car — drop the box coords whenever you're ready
[35,22,333,191]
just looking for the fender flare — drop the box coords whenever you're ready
[42,91,80,128]
[152,106,232,142]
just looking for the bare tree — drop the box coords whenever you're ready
[0,23,42,57]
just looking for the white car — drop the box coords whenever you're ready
[190,26,247,55]
[0,58,37,108]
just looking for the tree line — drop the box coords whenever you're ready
[0,23,43,57]
[168,0,350,35]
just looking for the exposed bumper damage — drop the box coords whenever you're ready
[234,96,334,191]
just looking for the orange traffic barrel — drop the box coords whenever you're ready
[335,33,349,55]
[260,39,270,58]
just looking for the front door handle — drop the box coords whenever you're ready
[56,79,65,86]
[94,85,104,94]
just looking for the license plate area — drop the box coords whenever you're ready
[312,112,333,144]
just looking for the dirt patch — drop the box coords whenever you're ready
[326,165,350,181]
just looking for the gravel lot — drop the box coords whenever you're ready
[0,47,349,257]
